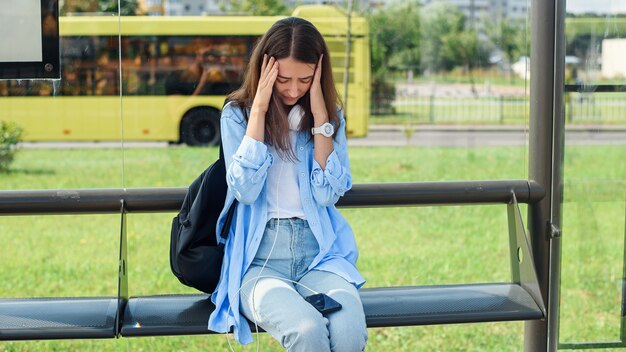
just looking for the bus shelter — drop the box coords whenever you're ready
[0,0,625,351]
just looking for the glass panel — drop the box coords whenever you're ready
[368,0,530,181]
[0,14,124,189]
[559,1,626,346]
[0,1,535,350]
[0,2,124,350]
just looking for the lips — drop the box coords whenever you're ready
[281,95,299,104]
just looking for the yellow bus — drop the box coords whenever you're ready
[0,5,369,146]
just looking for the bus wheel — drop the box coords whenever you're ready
[180,108,220,146]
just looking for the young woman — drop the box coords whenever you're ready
[208,17,367,351]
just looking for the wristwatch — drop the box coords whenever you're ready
[311,122,334,137]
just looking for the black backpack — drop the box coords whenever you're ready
[169,144,237,293]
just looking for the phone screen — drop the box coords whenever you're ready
[305,293,342,315]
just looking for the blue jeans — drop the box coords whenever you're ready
[239,218,367,352]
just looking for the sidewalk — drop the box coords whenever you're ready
[370,124,626,132]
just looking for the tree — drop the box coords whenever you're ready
[0,121,23,172]
[368,1,421,113]
[98,0,140,15]
[61,0,139,15]
[221,0,290,16]
[369,1,421,73]
[485,18,526,82]
[420,2,465,73]
[441,29,489,94]
[60,0,98,14]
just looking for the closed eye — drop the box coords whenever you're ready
[276,76,312,84]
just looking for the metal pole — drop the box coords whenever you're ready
[548,0,566,350]
[500,95,504,124]
[342,0,353,117]
[429,95,435,123]
[527,0,565,351]
[0,180,545,215]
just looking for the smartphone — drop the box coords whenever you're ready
[305,293,342,315]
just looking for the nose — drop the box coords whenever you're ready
[288,82,299,98]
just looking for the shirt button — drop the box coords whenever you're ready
[301,172,305,177]
[299,147,304,151]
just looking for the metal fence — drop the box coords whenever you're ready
[391,95,528,124]
[565,92,626,122]
[379,93,626,124]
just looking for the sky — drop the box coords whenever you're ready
[567,0,626,14]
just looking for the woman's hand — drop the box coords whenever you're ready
[251,54,278,115]
[311,54,333,169]
[310,54,328,123]
[246,54,277,142]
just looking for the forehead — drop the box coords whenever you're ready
[276,57,315,78]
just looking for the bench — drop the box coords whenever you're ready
[0,180,546,340]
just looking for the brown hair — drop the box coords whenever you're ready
[228,17,341,159]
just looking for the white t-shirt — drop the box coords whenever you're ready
[266,105,306,220]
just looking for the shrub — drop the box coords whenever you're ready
[371,73,396,115]
[0,121,24,172]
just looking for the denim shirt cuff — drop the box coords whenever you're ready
[311,150,349,195]
[236,135,268,164]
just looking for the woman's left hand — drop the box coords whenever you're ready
[310,54,328,122]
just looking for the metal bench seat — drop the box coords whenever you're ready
[0,297,118,340]
[120,282,543,337]
[360,283,543,327]
[0,283,543,340]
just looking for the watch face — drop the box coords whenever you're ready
[312,123,334,136]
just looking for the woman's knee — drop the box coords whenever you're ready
[327,297,368,351]
[282,314,330,351]
[329,323,368,352]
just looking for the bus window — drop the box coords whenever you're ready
[163,36,252,96]
[121,36,166,95]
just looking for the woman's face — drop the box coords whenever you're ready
[274,56,315,106]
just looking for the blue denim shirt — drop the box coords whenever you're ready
[208,102,365,344]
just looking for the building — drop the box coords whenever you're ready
[138,0,230,16]
[138,0,165,15]
[493,0,528,20]
[285,0,373,9]
[166,0,207,15]
[139,0,379,16]
[420,0,528,21]
[602,39,626,79]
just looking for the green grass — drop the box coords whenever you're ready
[0,145,624,351]
[565,17,626,43]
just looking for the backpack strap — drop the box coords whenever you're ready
[219,202,236,244]
[217,134,237,245]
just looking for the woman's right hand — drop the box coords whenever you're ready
[251,54,278,115]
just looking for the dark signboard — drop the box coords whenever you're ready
[0,0,60,79]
